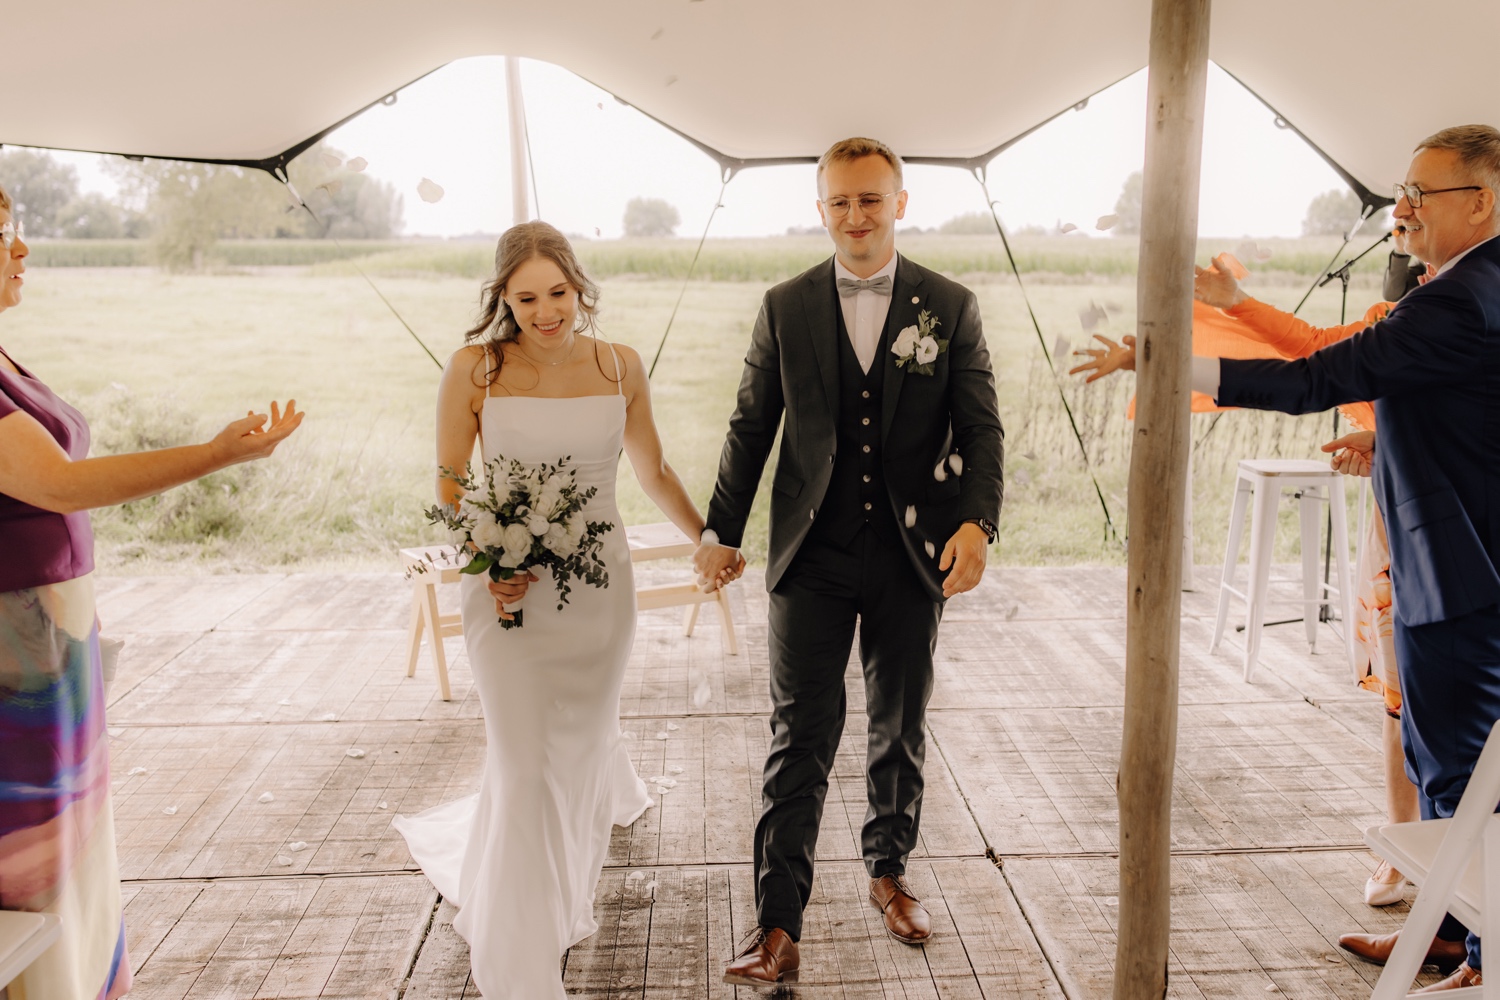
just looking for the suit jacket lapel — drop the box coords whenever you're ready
[800,259,840,419]
[881,255,926,441]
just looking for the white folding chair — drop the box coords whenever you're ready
[1366,718,1500,998]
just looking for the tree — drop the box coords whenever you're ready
[938,212,998,235]
[0,149,81,237]
[54,192,144,239]
[1302,188,1391,237]
[623,197,680,237]
[1113,171,1143,235]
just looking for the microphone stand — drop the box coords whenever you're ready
[1315,229,1393,622]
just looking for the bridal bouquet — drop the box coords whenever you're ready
[424,455,613,629]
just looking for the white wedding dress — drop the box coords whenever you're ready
[395,358,651,999]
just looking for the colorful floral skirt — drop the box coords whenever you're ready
[0,574,131,1000]
[1353,508,1402,719]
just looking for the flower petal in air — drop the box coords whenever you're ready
[1096,213,1119,231]
[924,541,937,558]
[417,178,446,203]
[905,505,917,528]
[320,152,343,169]
[1059,222,1078,234]
[258,792,275,804]
[346,157,367,172]
[948,453,964,475]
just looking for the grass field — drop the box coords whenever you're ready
[2,235,1385,575]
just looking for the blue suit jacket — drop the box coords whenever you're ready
[1218,235,1500,627]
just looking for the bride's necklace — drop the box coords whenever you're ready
[514,332,578,368]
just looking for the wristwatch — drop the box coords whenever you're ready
[964,517,998,544]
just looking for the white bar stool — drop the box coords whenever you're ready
[1211,459,1356,682]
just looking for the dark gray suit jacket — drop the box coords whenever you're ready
[705,254,1004,602]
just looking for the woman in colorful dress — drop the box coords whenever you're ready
[0,187,304,1000]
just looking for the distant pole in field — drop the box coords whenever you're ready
[505,55,530,227]
[1114,0,1211,998]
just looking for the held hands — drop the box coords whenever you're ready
[1068,334,1136,382]
[940,521,990,598]
[488,571,539,621]
[692,541,745,593]
[210,400,305,466]
[1193,254,1249,309]
[1322,430,1375,478]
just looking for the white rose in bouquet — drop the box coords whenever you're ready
[892,325,919,359]
[542,521,578,557]
[915,336,939,365]
[536,481,566,517]
[457,491,485,527]
[470,517,506,551]
[499,523,534,568]
[526,511,552,536]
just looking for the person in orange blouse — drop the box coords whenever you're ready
[1074,236,1431,914]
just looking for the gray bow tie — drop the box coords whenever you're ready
[837,275,893,297]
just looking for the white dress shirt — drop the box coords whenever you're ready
[1436,232,1500,276]
[833,252,898,374]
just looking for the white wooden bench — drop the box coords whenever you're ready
[0,911,62,991]
[401,523,739,699]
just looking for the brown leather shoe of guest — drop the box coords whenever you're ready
[869,874,932,945]
[1337,930,1466,973]
[723,926,799,986]
[1414,963,1482,992]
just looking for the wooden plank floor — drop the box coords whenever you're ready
[96,564,1431,998]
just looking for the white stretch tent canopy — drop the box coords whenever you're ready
[7,0,1499,201]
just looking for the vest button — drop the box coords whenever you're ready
[862,474,871,483]
[861,417,870,426]
[864,502,872,511]
[862,445,871,453]
[862,390,871,399]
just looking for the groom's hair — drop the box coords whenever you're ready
[817,138,904,191]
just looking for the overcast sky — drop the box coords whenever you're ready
[51,55,1356,241]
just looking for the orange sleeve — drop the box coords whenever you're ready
[1222,298,1390,359]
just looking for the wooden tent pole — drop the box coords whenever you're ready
[505,55,530,226]
[1113,0,1211,997]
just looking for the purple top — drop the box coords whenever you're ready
[0,347,94,591]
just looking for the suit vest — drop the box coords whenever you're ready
[809,299,899,546]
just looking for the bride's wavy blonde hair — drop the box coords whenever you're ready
[465,221,611,385]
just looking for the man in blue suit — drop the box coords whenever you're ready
[1203,125,1500,993]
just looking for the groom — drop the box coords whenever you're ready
[694,137,1004,986]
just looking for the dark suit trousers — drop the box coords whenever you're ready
[753,525,943,940]
[1396,604,1500,969]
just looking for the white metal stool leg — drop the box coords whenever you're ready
[1242,479,1280,682]
[1299,486,1323,655]
[1212,475,1253,653]
[1327,476,1358,673]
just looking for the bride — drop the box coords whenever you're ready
[395,221,741,998]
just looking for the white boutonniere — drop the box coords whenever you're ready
[891,309,947,376]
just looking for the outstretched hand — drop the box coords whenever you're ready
[1069,334,1136,383]
[211,400,304,465]
[1193,253,1249,309]
[1322,430,1375,478]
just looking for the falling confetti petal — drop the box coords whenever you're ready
[1005,604,1020,621]
[691,679,712,707]
[645,881,658,892]
[1324,955,1342,964]
[905,505,917,528]
[346,748,367,759]
[249,713,264,721]
[1052,336,1071,363]
[628,870,646,881]
[924,541,937,559]
[668,765,684,774]
[933,462,948,483]
[1059,222,1079,234]
[658,786,672,794]
[378,801,388,810]
[655,731,670,741]
[258,792,275,804]
[1078,301,1108,332]
[345,157,367,172]
[288,841,308,852]
[622,731,637,739]
[596,102,604,110]
[162,806,178,816]
[666,723,680,731]
[318,180,344,197]
[108,728,124,738]
[1096,213,1119,231]
[595,227,602,237]
[278,699,291,706]
[416,178,445,204]
[127,767,148,776]
[1254,245,1274,262]
[654,778,678,789]
[1265,986,1279,993]
[320,152,343,169]
[664,75,678,87]
[320,713,338,722]
[274,855,294,866]
[949,454,964,476]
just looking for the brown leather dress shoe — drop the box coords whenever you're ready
[723,926,799,986]
[1414,962,1482,992]
[869,874,932,945]
[1337,930,1466,973]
